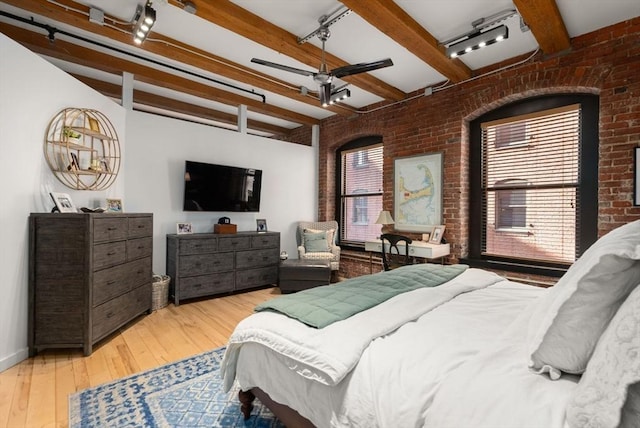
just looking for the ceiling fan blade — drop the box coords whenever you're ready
[332,58,393,78]
[251,58,315,77]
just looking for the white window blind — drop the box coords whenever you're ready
[340,144,383,244]
[481,104,580,263]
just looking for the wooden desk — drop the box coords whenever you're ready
[365,240,451,273]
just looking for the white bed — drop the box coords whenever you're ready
[222,221,640,428]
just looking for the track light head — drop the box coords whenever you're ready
[133,2,156,45]
[446,24,509,58]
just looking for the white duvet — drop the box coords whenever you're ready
[222,269,579,427]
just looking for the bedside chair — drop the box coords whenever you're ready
[380,233,413,271]
[297,221,341,271]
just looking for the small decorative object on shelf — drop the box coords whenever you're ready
[257,218,268,232]
[44,107,121,190]
[280,251,288,260]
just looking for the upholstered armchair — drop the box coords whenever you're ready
[296,221,341,271]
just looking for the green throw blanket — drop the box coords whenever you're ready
[256,263,468,328]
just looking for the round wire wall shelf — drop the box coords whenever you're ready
[44,107,121,190]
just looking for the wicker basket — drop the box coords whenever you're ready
[151,274,170,311]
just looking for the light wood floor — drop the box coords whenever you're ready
[0,286,280,428]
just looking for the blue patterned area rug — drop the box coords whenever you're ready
[69,347,284,427]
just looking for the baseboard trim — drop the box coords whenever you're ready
[0,347,29,373]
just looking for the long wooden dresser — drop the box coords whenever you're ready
[166,231,280,305]
[28,213,153,356]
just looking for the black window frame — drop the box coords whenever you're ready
[335,135,383,251]
[463,94,599,277]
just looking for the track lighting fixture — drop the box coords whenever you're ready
[441,9,517,59]
[319,84,351,107]
[132,2,156,45]
[446,25,508,58]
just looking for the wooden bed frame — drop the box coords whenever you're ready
[239,387,316,427]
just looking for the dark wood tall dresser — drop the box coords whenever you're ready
[28,213,153,356]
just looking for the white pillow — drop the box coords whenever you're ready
[527,220,640,378]
[566,284,640,428]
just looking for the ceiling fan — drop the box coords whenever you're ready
[251,20,393,107]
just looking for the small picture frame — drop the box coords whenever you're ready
[256,219,268,232]
[50,192,77,213]
[177,222,193,234]
[105,198,123,213]
[429,225,446,244]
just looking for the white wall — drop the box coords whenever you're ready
[0,33,316,372]
[124,111,316,274]
[0,34,126,371]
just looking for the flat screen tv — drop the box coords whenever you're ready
[183,160,262,212]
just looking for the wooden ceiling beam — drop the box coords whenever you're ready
[340,0,472,83]
[512,0,571,53]
[70,75,294,137]
[172,0,406,101]
[0,22,320,126]
[0,0,345,114]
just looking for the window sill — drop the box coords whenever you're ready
[459,257,568,278]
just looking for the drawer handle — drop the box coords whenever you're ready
[106,311,114,318]
[108,227,117,231]
[137,225,145,228]
[193,283,202,288]
[194,262,201,267]
[137,269,144,274]
[137,245,144,249]
[107,280,116,285]
[107,251,116,256]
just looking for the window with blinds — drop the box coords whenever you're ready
[337,141,383,245]
[481,104,580,264]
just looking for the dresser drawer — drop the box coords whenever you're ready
[178,252,234,276]
[93,241,127,270]
[218,235,250,251]
[236,249,279,269]
[251,234,279,249]
[127,237,153,261]
[128,216,153,238]
[179,272,235,299]
[93,258,151,306]
[92,283,150,341]
[93,218,127,243]
[179,238,218,255]
[236,266,278,290]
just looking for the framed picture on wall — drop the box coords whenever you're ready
[393,152,443,232]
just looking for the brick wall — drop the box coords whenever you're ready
[317,17,640,281]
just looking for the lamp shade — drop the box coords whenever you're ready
[375,210,395,225]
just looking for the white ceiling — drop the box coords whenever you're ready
[1,0,638,132]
